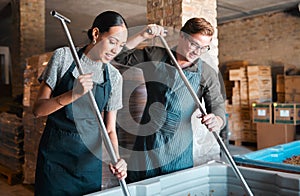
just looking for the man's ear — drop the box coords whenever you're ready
[179,31,184,38]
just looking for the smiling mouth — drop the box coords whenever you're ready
[188,53,197,60]
[105,53,115,60]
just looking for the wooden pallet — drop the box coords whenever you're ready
[229,140,257,148]
[0,164,22,185]
[229,139,242,146]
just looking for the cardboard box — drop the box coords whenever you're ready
[283,75,300,102]
[229,69,241,81]
[247,65,271,77]
[256,123,296,149]
[285,75,300,94]
[249,89,272,103]
[248,77,272,91]
[285,93,300,103]
[252,103,273,123]
[277,92,285,103]
[274,103,300,125]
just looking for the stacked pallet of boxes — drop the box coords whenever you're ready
[246,65,272,142]
[221,61,248,104]
[226,61,248,144]
[274,74,300,145]
[22,52,52,184]
[253,73,299,149]
[0,112,23,184]
[253,102,298,149]
[226,62,272,145]
[247,66,272,103]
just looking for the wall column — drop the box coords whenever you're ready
[11,0,45,97]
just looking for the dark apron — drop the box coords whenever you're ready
[35,47,111,196]
[127,54,202,183]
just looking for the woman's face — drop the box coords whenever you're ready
[92,25,128,63]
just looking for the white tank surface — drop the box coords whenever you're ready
[86,161,300,196]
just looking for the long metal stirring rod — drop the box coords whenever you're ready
[50,10,131,196]
[157,35,254,196]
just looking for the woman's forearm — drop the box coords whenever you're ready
[105,110,121,159]
[108,131,120,159]
[33,90,81,118]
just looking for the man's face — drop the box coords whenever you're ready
[178,33,212,63]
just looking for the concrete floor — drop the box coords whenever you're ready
[0,177,34,196]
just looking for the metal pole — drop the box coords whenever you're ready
[157,35,254,196]
[51,10,131,196]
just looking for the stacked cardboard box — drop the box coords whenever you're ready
[221,60,248,104]
[0,112,24,172]
[247,65,272,103]
[274,103,300,125]
[252,103,273,124]
[228,65,248,141]
[222,61,248,141]
[276,74,300,103]
[247,65,273,142]
[256,123,296,149]
[252,102,298,149]
[226,63,273,144]
[22,52,52,184]
[284,76,300,103]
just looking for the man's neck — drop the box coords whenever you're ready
[175,53,193,69]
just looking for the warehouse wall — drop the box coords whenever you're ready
[218,8,300,69]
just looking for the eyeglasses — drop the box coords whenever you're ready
[186,37,210,54]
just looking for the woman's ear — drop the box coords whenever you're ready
[92,27,100,40]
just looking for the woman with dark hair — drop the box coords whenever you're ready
[114,17,226,183]
[33,11,128,195]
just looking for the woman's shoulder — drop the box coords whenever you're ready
[51,46,73,62]
[48,46,74,74]
[53,46,71,55]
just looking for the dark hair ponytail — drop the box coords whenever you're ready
[87,11,128,41]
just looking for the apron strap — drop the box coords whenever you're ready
[68,45,87,73]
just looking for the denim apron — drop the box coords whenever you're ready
[35,47,111,196]
[127,54,202,183]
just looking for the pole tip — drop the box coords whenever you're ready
[50,10,56,16]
